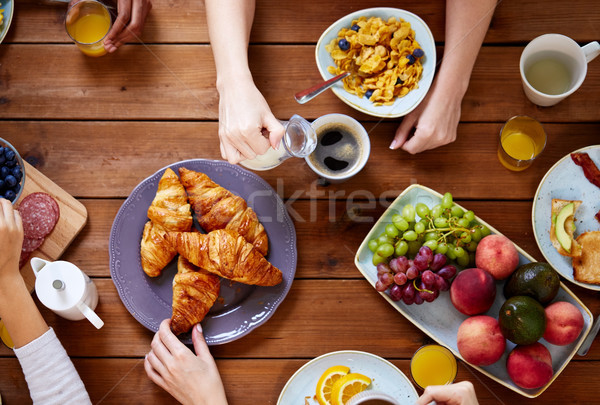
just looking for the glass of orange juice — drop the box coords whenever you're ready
[497,115,547,171]
[410,344,457,390]
[65,0,112,57]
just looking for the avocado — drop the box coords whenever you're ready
[503,262,560,305]
[555,202,574,252]
[499,296,546,345]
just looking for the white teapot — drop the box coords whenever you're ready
[31,258,104,329]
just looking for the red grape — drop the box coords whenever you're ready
[421,270,435,288]
[418,246,433,263]
[413,254,429,271]
[380,272,393,286]
[377,263,392,275]
[406,266,419,280]
[375,280,388,292]
[393,272,408,286]
[437,265,457,280]
[389,284,403,301]
[430,253,447,271]
[414,294,424,305]
[389,256,409,273]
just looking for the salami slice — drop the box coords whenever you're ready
[17,193,60,239]
[21,236,45,253]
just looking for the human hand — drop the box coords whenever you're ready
[415,381,479,405]
[0,198,23,281]
[102,0,153,53]
[217,80,285,164]
[390,81,462,154]
[145,319,228,405]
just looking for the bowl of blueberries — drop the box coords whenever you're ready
[0,138,25,204]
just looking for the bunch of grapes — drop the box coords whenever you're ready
[375,246,457,305]
[368,192,491,268]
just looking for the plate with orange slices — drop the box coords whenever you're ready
[277,350,417,404]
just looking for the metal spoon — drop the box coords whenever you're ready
[294,72,350,104]
[578,314,600,355]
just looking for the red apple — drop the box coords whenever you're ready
[457,316,506,366]
[475,235,519,280]
[544,301,584,346]
[506,343,553,389]
[450,268,496,315]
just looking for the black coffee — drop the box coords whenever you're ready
[308,123,363,177]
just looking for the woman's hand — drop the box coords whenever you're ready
[145,319,228,405]
[415,381,479,405]
[0,198,23,281]
[102,0,153,53]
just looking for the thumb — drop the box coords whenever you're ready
[390,114,417,150]
[191,323,210,357]
[263,114,285,150]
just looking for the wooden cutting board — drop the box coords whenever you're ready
[17,161,88,292]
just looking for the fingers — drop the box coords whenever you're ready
[104,0,152,53]
[0,198,15,229]
[191,323,212,359]
[400,129,429,154]
[390,113,418,150]
[263,115,285,150]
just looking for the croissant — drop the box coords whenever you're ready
[171,256,221,335]
[147,168,193,232]
[169,229,282,286]
[140,221,177,277]
[178,167,269,256]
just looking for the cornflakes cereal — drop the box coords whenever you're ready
[325,16,425,106]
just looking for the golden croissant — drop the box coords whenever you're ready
[169,230,282,286]
[140,221,177,277]
[147,168,193,232]
[171,256,221,335]
[178,167,269,256]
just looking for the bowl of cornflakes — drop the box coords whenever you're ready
[316,8,436,118]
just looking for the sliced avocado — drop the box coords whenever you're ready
[555,203,574,252]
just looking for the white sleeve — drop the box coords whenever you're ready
[13,327,91,405]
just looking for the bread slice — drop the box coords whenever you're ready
[550,199,582,257]
[573,231,600,285]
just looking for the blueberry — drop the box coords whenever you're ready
[4,190,15,202]
[0,154,4,165]
[338,38,350,51]
[5,158,15,167]
[413,48,424,58]
[12,183,20,194]
[5,175,16,187]
[0,166,9,179]
[0,179,4,191]
[395,77,404,86]
[351,24,360,31]
[365,89,374,99]
[4,149,15,161]
[11,166,21,181]
[406,54,416,65]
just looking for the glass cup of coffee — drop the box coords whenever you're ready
[306,113,370,183]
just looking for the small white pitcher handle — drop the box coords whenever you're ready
[76,302,104,329]
[582,41,600,63]
[30,257,50,277]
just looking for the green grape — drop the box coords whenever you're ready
[465,241,478,252]
[457,218,471,228]
[372,253,386,266]
[436,242,449,255]
[377,243,395,258]
[424,231,439,241]
[402,204,416,222]
[431,204,443,218]
[368,239,379,252]
[423,239,438,250]
[385,224,400,238]
[456,253,470,267]
[407,240,421,256]
[393,215,409,232]
[403,230,418,241]
[434,217,448,228]
[470,227,483,242]
[450,205,464,218]
[464,210,475,222]
[441,192,453,209]
[460,232,472,244]
[446,249,457,260]
[481,225,492,237]
[415,203,430,218]
[414,222,426,234]
[395,240,409,256]
[453,246,466,258]
[377,234,393,245]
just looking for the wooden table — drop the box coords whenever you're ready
[1,0,600,403]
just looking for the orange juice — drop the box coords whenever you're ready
[498,116,546,171]
[410,345,457,389]
[65,0,112,57]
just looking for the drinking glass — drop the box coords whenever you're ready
[497,116,546,171]
[410,344,457,390]
[65,0,112,57]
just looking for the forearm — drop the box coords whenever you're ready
[205,0,256,90]
[436,0,497,96]
[0,274,49,348]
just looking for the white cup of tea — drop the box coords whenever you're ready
[305,113,370,183]
[520,33,600,107]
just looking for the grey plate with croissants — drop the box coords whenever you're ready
[109,159,297,345]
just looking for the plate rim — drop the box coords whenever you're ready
[108,158,297,345]
[532,145,600,291]
[0,0,14,44]
[354,183,593,398]
[276,349,418,404]
[314,7,436,118]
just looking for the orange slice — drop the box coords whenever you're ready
[316,365,350,405]
[330,372,372,405]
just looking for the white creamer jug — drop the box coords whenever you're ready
[31,258,104,329]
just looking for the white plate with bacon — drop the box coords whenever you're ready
[533,145,600,291]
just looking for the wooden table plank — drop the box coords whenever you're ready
[7,0,600,44]
[0,46,598,121]
[3,122,600,199]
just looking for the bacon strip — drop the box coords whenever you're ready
[596,209,600,224]
[571,153,600,189]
